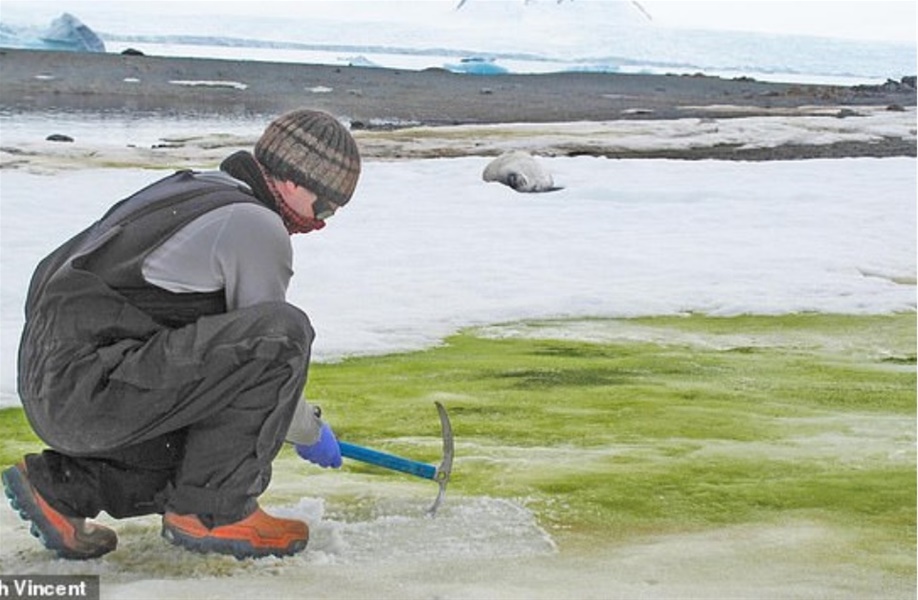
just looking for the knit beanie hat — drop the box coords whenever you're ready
[255,109,361,207]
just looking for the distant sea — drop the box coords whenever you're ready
[0,1,915,86]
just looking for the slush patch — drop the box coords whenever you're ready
[278,495,558,565]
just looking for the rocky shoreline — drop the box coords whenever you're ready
[1,48,916,161]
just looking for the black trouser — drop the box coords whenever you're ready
[24,302,313,527]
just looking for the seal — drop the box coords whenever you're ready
[482,150,562,193]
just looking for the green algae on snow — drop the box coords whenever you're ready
[1,313,914,575]
[305,312,915,574]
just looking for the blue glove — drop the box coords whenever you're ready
[295,422,342,468]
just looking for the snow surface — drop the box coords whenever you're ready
[0,3,915,596]
[0,83,914,600]
[1,122,915,408]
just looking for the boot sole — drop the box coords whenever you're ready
[2,465,114,560]
[162,523,307,560]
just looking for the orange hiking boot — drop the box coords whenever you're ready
[2,462,117,559]
[162,507,309,559]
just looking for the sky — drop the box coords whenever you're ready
[1,0,915,44]
[641,1,917,42]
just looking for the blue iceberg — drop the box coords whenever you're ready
[443,57,509,75]
[0,13,105,53]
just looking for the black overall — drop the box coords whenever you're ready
[19,169,314,526]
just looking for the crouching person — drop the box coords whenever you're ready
[2,109,361,560]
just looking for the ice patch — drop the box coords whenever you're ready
[168,80,249,90]
[276,495,557,566]
[0,494,555,581]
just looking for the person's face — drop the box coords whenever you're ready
[276,180,339,220]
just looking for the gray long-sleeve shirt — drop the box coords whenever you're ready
[142,202,322,445]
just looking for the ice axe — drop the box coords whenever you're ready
[339,401,454,517]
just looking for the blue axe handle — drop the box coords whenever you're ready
[339,441,437,480]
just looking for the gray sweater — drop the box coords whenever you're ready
[142,201,322,446]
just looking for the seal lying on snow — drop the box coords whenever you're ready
[482,151,562,193]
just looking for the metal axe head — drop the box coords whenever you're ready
[427,400,454,517]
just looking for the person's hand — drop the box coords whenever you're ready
[295,422,342,468]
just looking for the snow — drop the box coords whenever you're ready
[0,2,915,595]
[0,54,915,600]
[1,112,915,408]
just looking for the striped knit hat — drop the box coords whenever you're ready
[255,109,361,207]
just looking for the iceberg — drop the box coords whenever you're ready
[40,13,105,52]
[1,13,105,53]
[443,57,509,75]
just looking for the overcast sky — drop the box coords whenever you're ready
[641,1,916,43]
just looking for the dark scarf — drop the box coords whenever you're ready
[220,150,326,235]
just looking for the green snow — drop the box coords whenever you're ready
[1,312,914,576]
